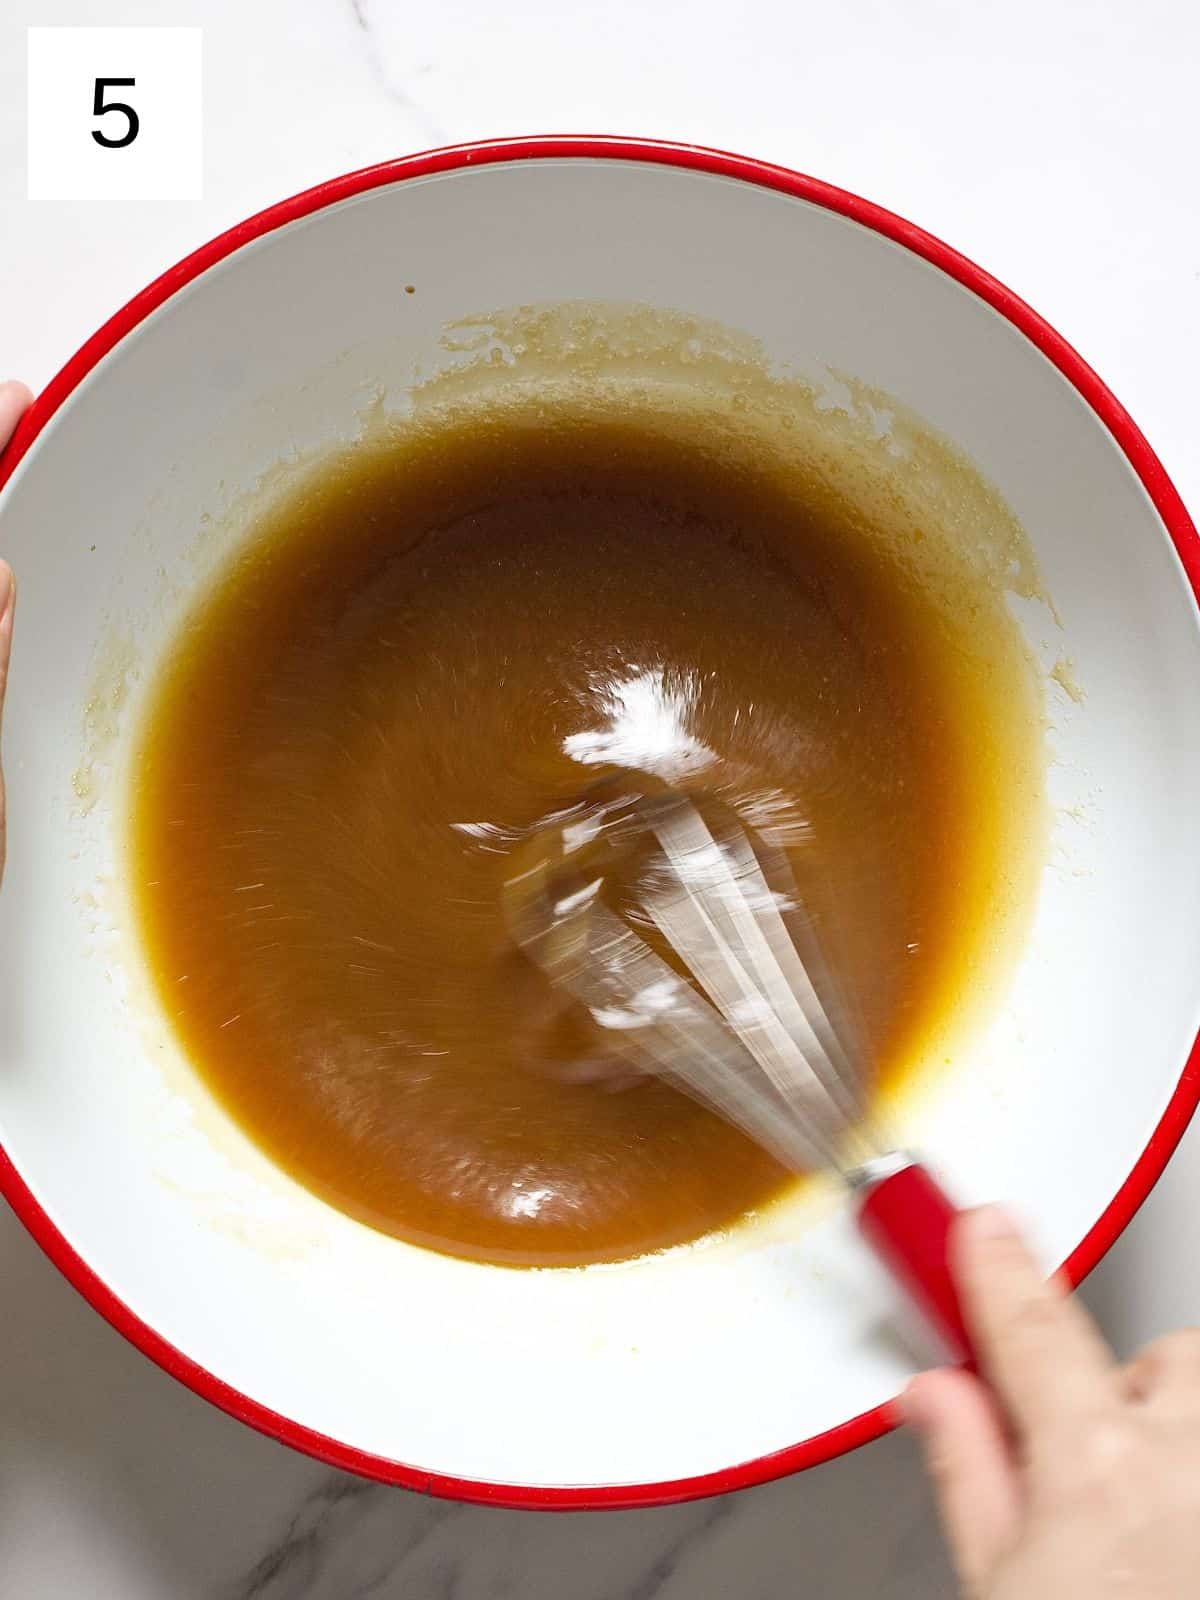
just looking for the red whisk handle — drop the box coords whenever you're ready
[853,1157,975,1367]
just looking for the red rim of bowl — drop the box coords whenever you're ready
[1,135,1199,1510]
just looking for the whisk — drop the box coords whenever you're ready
[505,786,975,1365]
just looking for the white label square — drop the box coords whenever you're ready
[27,27,203,202]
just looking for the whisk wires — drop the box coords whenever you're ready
[506,790,883,1178]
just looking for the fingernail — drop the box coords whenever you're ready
[898,1375,943,1434]
[965,1204,1020,1243]
[898,1379,923,1429]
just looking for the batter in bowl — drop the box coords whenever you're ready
[131,382,1042,1266]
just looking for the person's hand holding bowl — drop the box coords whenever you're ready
[0,378,32,890]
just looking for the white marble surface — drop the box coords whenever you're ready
[2,0,1199,1594]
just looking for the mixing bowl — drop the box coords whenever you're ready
[1,138,1198,1507]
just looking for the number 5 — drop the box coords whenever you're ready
[92,78,139,148]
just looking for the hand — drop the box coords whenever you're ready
[905,1206,1200,1599]
[0,378,34,889]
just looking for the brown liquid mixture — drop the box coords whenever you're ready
[131,397,1031,1266]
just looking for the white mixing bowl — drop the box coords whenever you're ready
[1,138,1198,1507]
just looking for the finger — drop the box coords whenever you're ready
[1124,1330,1200,1403]
[904,1368,1022,1592]
[0,380,33,449]
[952,1207,1114,1437]
[0,560,14,888]
[0,561,12,705]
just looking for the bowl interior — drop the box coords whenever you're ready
[2,153,1199,1493]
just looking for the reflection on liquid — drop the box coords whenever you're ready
[564,664,717,779]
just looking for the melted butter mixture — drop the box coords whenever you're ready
[131,326,1045,1268]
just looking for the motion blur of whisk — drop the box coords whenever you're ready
[504,782,884,1179]
[504,776,976,1364]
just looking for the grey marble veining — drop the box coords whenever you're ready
[344,0,448,148]
[224,1455,955,1600]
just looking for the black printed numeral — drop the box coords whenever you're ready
[91,78,139,148]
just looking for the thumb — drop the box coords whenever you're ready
[0,380,32,445]
[0,559,13,888]
[904,1368,1021,1593]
